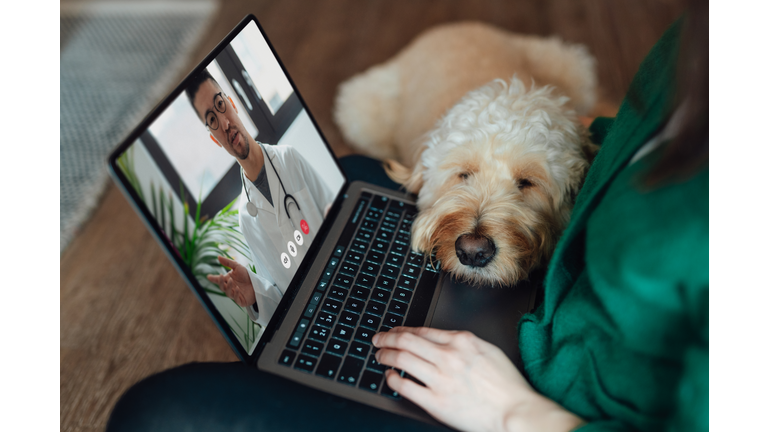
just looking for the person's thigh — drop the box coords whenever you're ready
[107,362,450,432]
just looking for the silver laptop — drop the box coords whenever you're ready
[108,15,537,424]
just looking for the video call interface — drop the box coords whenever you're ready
[116,21,344,354]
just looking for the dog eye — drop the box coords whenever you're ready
[459,172,471,180]
[518,178,533,189]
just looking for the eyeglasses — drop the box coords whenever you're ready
[204,92,227,131]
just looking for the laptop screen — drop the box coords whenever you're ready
[112,19,344,356]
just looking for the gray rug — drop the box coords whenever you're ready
[60,1,216,252]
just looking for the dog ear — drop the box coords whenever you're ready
[384,159,424,194]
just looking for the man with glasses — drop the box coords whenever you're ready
[185,69,334,326]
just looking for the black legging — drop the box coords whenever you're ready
[106,362,451,431]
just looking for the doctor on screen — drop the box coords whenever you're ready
[186,69,335,327]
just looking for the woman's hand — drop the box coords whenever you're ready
[372,327,584,432]
[206,256,256,307]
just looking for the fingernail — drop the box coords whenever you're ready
[375,350,380,361]
[372,334,379,346]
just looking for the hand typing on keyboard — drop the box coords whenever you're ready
[372,327,585,432]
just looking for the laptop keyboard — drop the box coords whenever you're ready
[278,192,440,398]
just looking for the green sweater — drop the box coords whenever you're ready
[518,20,708,432]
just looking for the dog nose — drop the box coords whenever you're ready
[455,234,496,267]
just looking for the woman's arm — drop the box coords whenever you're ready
[373,327,585,432]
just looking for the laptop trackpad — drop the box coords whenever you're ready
[428,274,540,370]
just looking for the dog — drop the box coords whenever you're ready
[334,22,598,286]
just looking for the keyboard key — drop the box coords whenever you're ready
[316,279,330,292]
[360,313,381,330]
[387,300,407,316]
[361,219,377,232]
[426,260,440,272]
[360,263,380,277]
[386,210,402,219]
[337,357,365,386]
[356,231,373,243]
[315,354,342,379]
[303,303,319,319]
[334,274,353,289]
[339,262,359,277]
[316,311,335,328]
[395,232,410,245]
[371,288,391,303]
[366,251,385,265]
[346,251,364,265]
[309,291,323,306]
[350,286,370,301]
[397,275,418,291]
[297,318,311,332]
[376,230,393,243]
[380,220,397,231]
[356,273,375,288]
[406,252,424,267]
[367,210,382,220]
[301,339,324,357]
[327,339,348,356]
[339,311,359,327]
[401,266,420,280]
[381,266,399,280]
[370,241,388,253]
[351,241,368,253]
[383,215,400,225]
[328,286,348,302]
[360,370,384,393]
[308,325,329,342]
[279,349,296,366]
[365,302,385,316]
[327,257,340,269]
[376,276,395,290]
[332,325,353,341]
[390,243,408,256]
[321,268,335,281]
[348,341,371,359]
[288,330,303,349]
[390,200,407,211]
[393,287,412,303]
[345,298,365,314]
[370,195,388,212]
[367,353,387,372]
[355,327,375,344]
[383,312,404,327]
[321,298,343,314]
[333,246,345,257]
[386,253,404,267]
[294,354,318,372]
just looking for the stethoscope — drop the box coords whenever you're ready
[241,147,303,231]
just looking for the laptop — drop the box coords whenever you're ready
[108,14,538,425]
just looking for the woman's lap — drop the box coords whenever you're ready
[106,362,448,432]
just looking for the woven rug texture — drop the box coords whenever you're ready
[60,2,216,252]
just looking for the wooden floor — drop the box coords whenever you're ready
[60,0,686,430]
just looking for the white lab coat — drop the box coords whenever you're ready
[240,144,335,326]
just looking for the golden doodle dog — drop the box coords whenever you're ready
[334,22,598,286]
